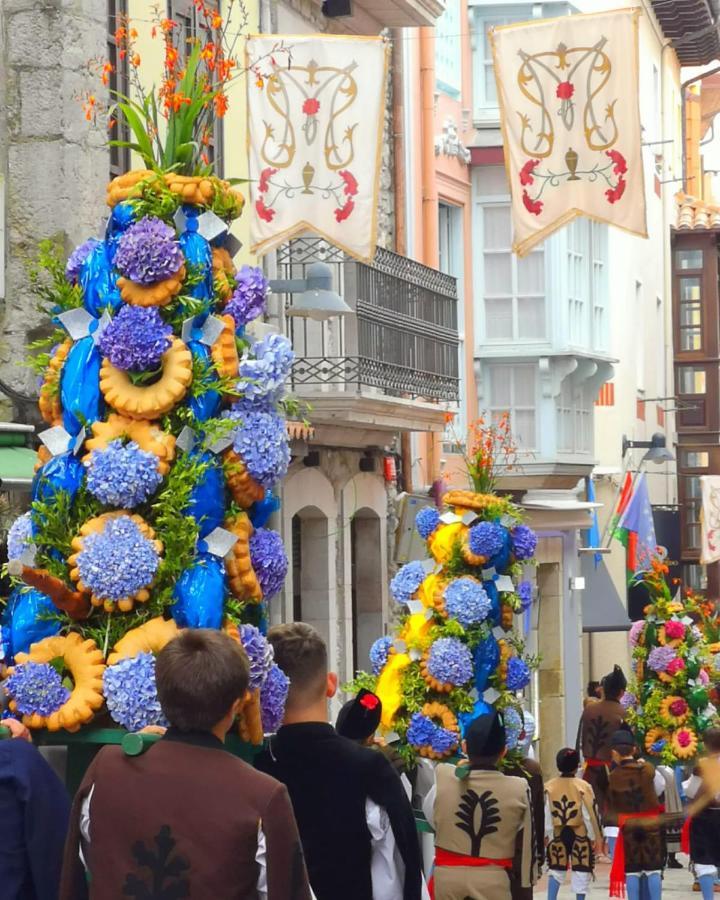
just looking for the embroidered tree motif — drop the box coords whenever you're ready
[123,825,190,899]
[455,789,501,856]
[584,716,610,757]
[571,835,593,871]
[551,794,578,826]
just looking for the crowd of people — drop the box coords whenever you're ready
[2,626,720,900]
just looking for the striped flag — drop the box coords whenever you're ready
[615,473,657,577]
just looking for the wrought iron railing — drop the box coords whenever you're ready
[277,238,459,402]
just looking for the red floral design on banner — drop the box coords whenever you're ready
[605,175,626,204]
[303,97,320,116]
[258,167,277,193]
[519,159,540,186]
[335,197,355,223]
[606,149,627,175]
[556,81,574,100]
[340,170,359,196]
[522,190,543,216]
[255,198,276,222]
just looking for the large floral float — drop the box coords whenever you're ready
[0,6,294,745]
[349,415,539,766]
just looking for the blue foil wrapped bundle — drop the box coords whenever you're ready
[60,335,104,435]
[459,699,493,738]
[187,341,221,422]
[79,241,122,316]
[0,587,61,664]
[472,633,500,694]
[31,451,84,507]
[487,526,511,574]
[249,490,281,529]
[186,451,225,537]
[105,201,136,263]
[178,207,213,302]
[171,552,225,629]
[483,578,501,626]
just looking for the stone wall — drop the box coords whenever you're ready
[0,0,108,406]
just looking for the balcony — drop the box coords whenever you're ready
[276,238,459,439]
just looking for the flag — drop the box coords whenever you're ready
[700,475,720,564]
[585,476,602,568]
[490,9,646,256]
[609,471,633,541]
[247,35,389,263]
[615,473,657,577]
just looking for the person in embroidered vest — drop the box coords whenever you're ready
[0,716,70,900]
[544,747,603,900]
[422,709,535,900]
[683,726,720,900]
[59,629,312,900]
[254,623,423,900]
[606,729,666,900]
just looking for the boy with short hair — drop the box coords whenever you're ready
[545,747,603,900]
[60,629,311,900]
[255,622,423,900]
[684,726,720,900]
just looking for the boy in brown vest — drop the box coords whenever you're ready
[422,709,536,899]
[60,629,312,900]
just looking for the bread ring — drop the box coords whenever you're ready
[107,616,179,665]
[223,449,265,508]
[10,632,105,732]
[417,573,448,619]
[224,514,262,602]
[83,414,176,476]
[211,314,239,378]
[420,651,453,694]
[415,702,459,760]
[106,169,156,207]
[213,247,236,301]
[67,512,163,612]
[39,340,71,425]
[35,446,51,472]
[100,337,193,420]
[163,174,244,218]
[117,264,186,308]
[443,490,509,513]
[238,689,264,745]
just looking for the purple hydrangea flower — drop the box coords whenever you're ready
[4,662,69,717]
[85,439,163,508]
[369,636,393,675]
[76,516,159,603]
[443,577,491,627]
[225,265,269,327]
[66,238,100,283]
[238,334,294,404]
[629,620,645,648]
[261,663,289,733]
[114,216,184,285]
[504,706,523,749]
[249,528,288,600]
[620,691,637,710]
[103,653,168,731]
[7,512,33,561]
[415,507,440,540]
[468,522,505,559]
[647,644,677,673]
[406,711,458,755]
[506,656,531,691]
[517,581,533,612]
[227,409,290,489]
[511,525,537,561]
[426,638,473,686]
[389,561,426,604]
[238,624,275,692]
[99,305,173,372]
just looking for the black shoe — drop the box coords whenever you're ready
[667,855,683,869]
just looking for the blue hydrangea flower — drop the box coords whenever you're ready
[443,577,491,628]
[620,691,637,710]
[511,525,537,561]
[261,663,289,733]
[114,216,184,284]
[468,522,505,559]
[406,711,458,755]
[390,561,426,604]
[66,238,100,283]
[76,516,159,602]
[225,265,269,327]
[426,638,473,686]
[249,528,288,600]
[369,636,393,675]
[85,439,163,508]
[506,656,531,691]
[238,624,275,692]
[4,662,69,717]
[504,706,523,750]
[415,507,440,540]
[7,512,33,561]
[227,409,290,489]
[99,305,173,372]
[238,333,295,404]
[517,581,533,612]
[103,653,168,731]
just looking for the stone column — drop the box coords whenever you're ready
[536,535,565,777]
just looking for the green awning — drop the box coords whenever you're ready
[0,446,36,490]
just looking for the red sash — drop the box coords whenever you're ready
[609,807,664,899]
[428,849,513,899]
[681,816,692,855]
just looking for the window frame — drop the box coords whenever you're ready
[108,0,131,180]
[435,0,462,98]
[486,361,538,451]
[439,201,467,448]
[471,7,527,120]
[677,365,707,395]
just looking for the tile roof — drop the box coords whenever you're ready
[676,193,720,230]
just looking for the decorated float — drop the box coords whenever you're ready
[350,415,539,766]
[623,562,719,764]
[0,6,294,771]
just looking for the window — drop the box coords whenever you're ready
[435,0,462,97]
[678,276,702,351]
[684,563,707,591]
[108,0,130,180]
[487,363,536,450]
[684,475,702,549]
[591,222,608,351]
[557,380,592,454]
[681,450,709,468]
[656,297,665,398]
[677,366,706,394]
[676,248,703,270]
[567,220,588,346]
[635,281,645,392]
[472,11,523,116]
[439,203,466,446]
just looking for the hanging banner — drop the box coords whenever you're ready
[700,475,720,564]
[490,8,646,257]
[247,35,389,263]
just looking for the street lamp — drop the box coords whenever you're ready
[622,432,675,465]
[269,262,353,321]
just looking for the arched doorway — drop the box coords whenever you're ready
[291,505,332,654]
[351,507,383,674]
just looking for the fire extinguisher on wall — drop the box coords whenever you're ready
[383,455,397,484]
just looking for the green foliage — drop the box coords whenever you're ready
[400,664,429,714]
[127,174,182,222]
[26,239,83,314]
[448,686,475,714]
[31,487,103,581]
[162,295,210,333]
[342,671,378,697]
[24,328,67,377]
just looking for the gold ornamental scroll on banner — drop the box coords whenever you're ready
[246,34,389,263]
[490,8,647,257]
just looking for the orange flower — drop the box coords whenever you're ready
[213,92,228,117]
[444,411,456,425]
[160,18,177,32]
[131,53,141,67]
[129,28,138,39]
[211,13,222,27]
[256,76,264,89]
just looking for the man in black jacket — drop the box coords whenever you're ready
[255,622,424,900]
